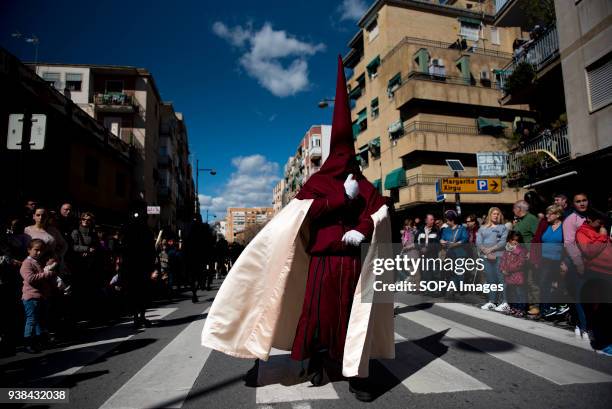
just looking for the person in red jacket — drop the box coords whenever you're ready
[576,211,612,356]
[20,239,58,353]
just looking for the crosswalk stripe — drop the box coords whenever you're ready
[381,332,491,394]
[397,307,612,385]
[255,349,339,404]
[434,303,592,351]
[99,307,211,409]
[39,307,178,382]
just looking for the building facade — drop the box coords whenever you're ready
[31,63,195,230]
[495,0,611,207]
[225,207,274,243]
[343,0,528,218]
[1,48,134,225]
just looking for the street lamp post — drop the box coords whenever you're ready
[195,159,216,216]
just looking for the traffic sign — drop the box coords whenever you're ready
[440,177,503,193]
[7,113,46,150]
[435,180,446,202]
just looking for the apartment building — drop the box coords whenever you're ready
[225,207,274,243]
[158,104,196,230]
[495,0,611,206]
[1,48,133,223]
[272,178,286,214]
[343,0,528,217]
[30,63,196,228]
[282,125,331,204]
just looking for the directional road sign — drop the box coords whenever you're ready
[440,177,503,194]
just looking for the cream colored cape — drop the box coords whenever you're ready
[201,198,395,377]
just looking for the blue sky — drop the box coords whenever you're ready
[2,0,371,220]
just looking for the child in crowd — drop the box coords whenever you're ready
[499,231,528,317]
[20,239,58,353]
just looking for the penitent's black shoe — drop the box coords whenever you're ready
[349,377,375,402]
[307,352,327,386]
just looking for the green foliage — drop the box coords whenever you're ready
[504,62,536,95]
[520,0,556,28]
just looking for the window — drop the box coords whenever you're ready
[371,98,379,118]
[459,19,481,42]
[366,56,380,79]
[414,48,430,73]
[42,72,60,88]
[115,172,126,197]
[357,108,367,133]
[586,52,612,112]
[490,27,500,45]
[84,156,99,186]
[366,18,379,42]
[103,117,121,137]
[369,137,381,158]
[387,73,402,98]
[66,73,82,91]
[357,145,369,168]
[105,80,123,93]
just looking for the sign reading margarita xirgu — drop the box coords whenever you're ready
[440,177,503,193]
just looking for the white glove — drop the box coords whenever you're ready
[344,174,359,199]
[342,230,365,247]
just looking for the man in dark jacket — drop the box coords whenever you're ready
[121,205,156,327]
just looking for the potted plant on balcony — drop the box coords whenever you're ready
[503,62,536,97]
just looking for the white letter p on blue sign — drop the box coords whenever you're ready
[477,180,488,191]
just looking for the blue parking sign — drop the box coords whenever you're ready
[477,179,488,191]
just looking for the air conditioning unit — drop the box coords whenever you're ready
[480,70,490,81]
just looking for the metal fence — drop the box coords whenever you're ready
[508,126,571,175]
[403,121,512,137]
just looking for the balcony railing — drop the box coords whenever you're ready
[384,36,513,64]
[309,146,322,158]
[508,126,571,176]
[402,71,502,90]
[402,174,447,188]
[94,93,139,111]
[403,121,512,137]
[499,25,559,91]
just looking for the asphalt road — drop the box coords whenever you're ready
[2,281,611,409]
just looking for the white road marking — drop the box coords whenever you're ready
[435,303,593,351]
[382,332,491,394]
[99,307,211,409]
[398,307,612,385]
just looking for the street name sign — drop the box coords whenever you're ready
[147,206,161,215]
[440,177,503,193]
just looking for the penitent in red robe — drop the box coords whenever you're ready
[290,155,388,362]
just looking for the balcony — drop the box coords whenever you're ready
[393,71,503,110]
[396,173,522,207]
[499,25,560,100]
[309,146,322,158]
[507,126,571,180]
[392,121,510,156]
[94,93,139,113]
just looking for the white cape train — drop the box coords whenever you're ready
[201,198,395,377]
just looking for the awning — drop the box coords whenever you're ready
[388,73,402,89]
[349,86,362,100]
[372,179,382,192]
[388,120,403,134]
[369,137,380,148]
[384,168,407,190]
[477,117,507,131]
[352,122,361,139]
[357,109,367,123]
[366,56,381,73]
[458,17,481,26]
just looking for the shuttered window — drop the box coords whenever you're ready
[587,52,612,112]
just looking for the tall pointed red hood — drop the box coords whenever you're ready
[316,55,359,179]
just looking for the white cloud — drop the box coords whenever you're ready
[212,22,325,97]
[337,0,368,22]
[199,154,280,219]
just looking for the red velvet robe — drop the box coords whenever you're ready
[290,160,387,361]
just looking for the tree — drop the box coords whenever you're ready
[520,0,556,28]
